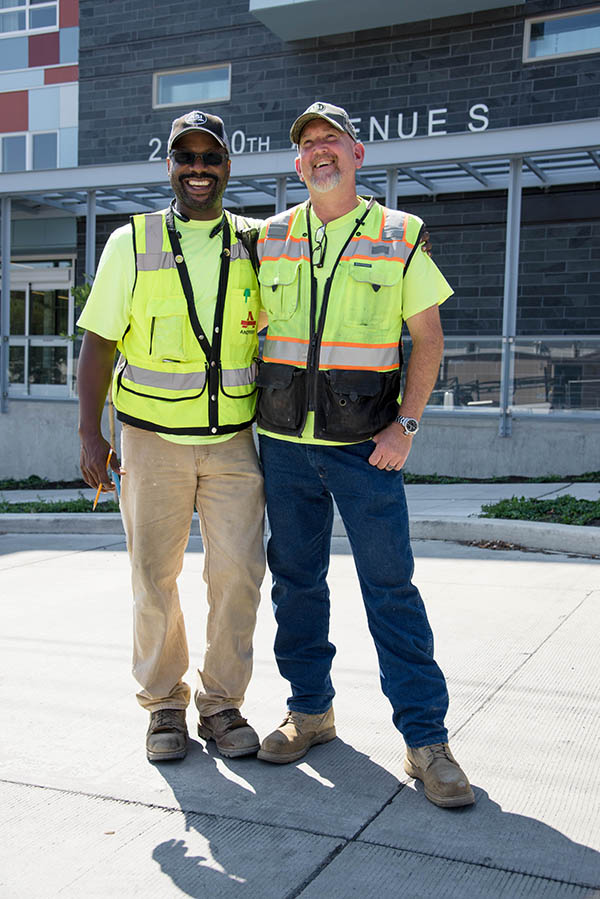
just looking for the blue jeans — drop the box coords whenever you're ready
[259,435,449,748]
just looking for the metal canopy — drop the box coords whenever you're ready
[0,118,598,216]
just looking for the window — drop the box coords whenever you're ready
[0,130,57,172]
[2,134,26,171]
[6,262,77,398]
[524,7,600,62]
[0,0,56,35]
[153,64,231,109]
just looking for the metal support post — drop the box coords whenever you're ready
[85,190,97,282]
[1,197,12,414]
[499,157,523,437]
[275,176,287,214]
[385,166,398,209]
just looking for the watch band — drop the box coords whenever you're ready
[394,415,419,436]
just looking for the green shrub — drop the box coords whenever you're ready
[481,495,600,526]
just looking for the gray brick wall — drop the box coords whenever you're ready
[406,185,600,335]
[78,0,600,165]
[76,0,600,338]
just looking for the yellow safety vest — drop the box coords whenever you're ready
[113,207,261,435]
[256,199,424,441]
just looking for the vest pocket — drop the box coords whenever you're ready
[344,261,403,331]
[256,362,307,434]
[146,296,189,362]
[314,369,401,441]
[258,261,301,321]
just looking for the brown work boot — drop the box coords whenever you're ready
[146,708,188,762]
[197,708,260,758]
[404,742,475,808]
[257,707,336,764]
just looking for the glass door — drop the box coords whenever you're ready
[8,263,75,398]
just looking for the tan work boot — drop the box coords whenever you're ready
[146,708,188,762]
[197,708,260,758]
[404,742,475,808]
[257,707,336,764]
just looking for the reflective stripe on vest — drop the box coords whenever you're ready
[258,213,309,263]
[136,214,176,271]
[263,336,398,371]
[258,207,412,265]
[229,241,251,261]
[123,361,257,391]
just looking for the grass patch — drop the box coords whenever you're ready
[0,497,120,514]
[0,475,89,491]
[1,472,599,490]
[481,495,600,527]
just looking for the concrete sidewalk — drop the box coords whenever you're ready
[1,480,599,556]
[0,532,598,897]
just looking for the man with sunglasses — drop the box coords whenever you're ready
[254,102,474,808]
[77,111,265,763]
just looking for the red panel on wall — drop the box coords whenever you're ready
[45,65,79,84]
[29,32,60,67]
[0,92,28,133]
[59,0,79,28]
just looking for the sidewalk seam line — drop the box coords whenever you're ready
[450,589,595,741]
[353,837,600,891]
[2,777,597,893]
[0,537,126,570]
[282,784,406,899]
[0,776,356,842]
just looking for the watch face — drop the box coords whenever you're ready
[405,419,418,433]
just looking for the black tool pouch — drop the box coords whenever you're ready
[314,369,401,442]
[256,362,308,435]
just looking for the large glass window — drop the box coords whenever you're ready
[524,8,600,61]
[0,0,56,34]
[403,338,502,410]
[512,339,600,412]
[153,64,231,108]
[6,265,76,398]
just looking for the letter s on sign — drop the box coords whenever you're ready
[148,137,162,161]
[468,104,489,132]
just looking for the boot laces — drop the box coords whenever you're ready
[152,708,184,731]
[428,743,452,763]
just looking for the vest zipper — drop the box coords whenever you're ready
[305,199,375,419]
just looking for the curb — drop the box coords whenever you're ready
[409,516,600,556]
[1,512,598,557]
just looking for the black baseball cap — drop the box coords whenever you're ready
[167,110,230,154]
[290,101,358,145]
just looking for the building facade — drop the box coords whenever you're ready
[1,0,599,478]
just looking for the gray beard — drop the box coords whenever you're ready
[308,169,341,193]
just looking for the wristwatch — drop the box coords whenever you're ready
[394,415,419,436]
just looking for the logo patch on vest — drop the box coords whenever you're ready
[240,310,256,332]
[371,244,390,255]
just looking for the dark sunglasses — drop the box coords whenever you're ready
[169,149,228,167]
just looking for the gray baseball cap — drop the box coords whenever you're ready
[167,110,230,154]
[290,101,358,145]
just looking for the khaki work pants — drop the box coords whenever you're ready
[120,424,265,717]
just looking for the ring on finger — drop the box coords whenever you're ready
[385,464,395,471]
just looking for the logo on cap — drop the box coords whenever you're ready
[187,112,207,125]
[314,103,325,111]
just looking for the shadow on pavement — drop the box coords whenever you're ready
[148,738,600,897]
[149,735,397,896]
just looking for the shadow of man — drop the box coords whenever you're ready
[149,731,401,896]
